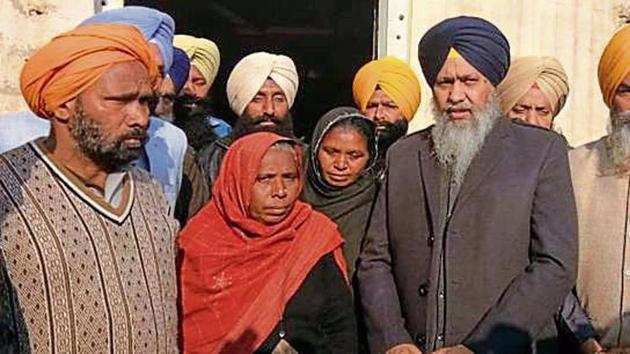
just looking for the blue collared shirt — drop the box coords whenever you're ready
[206,115,232,138]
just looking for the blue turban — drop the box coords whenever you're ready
[80,6,175,73]
[169,47,190,94]
[418,16,510,87]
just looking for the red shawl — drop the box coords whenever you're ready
[179,132,347,353]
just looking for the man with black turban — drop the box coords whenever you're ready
[357,16,577,354]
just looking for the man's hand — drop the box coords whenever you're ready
[386,343,423,354]
[604,348,630,354]
[581,338,604,354]
[432,345,474,354]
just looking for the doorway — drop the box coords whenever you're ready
[127,0,376,141]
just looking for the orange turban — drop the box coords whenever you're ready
[20,23,159,119]
[598,24,630,108]
[352,56,421,121]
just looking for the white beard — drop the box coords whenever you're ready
[604,110,630,176]
[431,93,501,186]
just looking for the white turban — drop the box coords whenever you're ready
[226,52,299,116]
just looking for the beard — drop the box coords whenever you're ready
[376,119,408,156]
[431,93,501,187]
[69,101,148,172]
[231,112,295,139]
[604,109,630,176]
[172,93,218,150]
[173,93,213,119]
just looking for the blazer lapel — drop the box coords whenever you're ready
[454,117,510,209]
[418,132,447,236]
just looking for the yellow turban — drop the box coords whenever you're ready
[352,56,421,121]
[497,56,570,117]
[174,34,220,87]
[226,52,299,116]
[599,24,630,108]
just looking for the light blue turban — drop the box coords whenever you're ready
[80,6,175,73]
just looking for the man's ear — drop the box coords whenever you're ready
[51,98,77,124]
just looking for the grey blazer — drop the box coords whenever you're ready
[357,118,578,354]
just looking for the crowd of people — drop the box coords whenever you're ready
[0,5,629,354]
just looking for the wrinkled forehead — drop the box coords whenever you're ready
[516,85,553,108]
[258,78,286,95]
[258,143,300,174]
[436,57,488,80]
[91,61,153,95]
[367,86,394,103]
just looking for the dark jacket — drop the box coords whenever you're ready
[174,147,210,226]
[196,135,232,193]
[357,118,578,354]
[256,253,358,354]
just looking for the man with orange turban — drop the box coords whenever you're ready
[497,56,570,129]
[563,24,630,354]
[352,56,421,176]
[0,24,179,352]
[0,6,189,214]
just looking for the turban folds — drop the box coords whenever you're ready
[173,34,220,87]
[20,24,159,119]
[169,47,191,94]
[418,16,510,87]
[598,24,630,108]
[81,6,175,73]
[226,52,299,116]
[497,56,569,116]
[352,56,421,121]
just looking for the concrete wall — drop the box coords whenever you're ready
[380,0,630,147]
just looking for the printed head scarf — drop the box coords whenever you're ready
[418,16,510,87]
[80,6,175,73]
[598,24,630,108]
[497,56,570,117]
[301,107,378,275]
[352,56,421,121]
[179,132,347,352]
[226,52,299,116]
[20,23,158,119]
[173,34,220,87]
[169,47,191,94]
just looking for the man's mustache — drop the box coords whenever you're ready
[250,115,283,125]
[446,103,473,112]
[122,127,148,143]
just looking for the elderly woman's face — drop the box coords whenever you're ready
[249,146,301,225]
[317,126,369,188]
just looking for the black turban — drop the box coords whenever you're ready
[418,16,510,87]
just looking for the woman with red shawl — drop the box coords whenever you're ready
[179,132,357,353]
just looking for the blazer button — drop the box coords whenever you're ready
[418,283,428,296]
[415,334,426,346]
[427,235,435,246]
